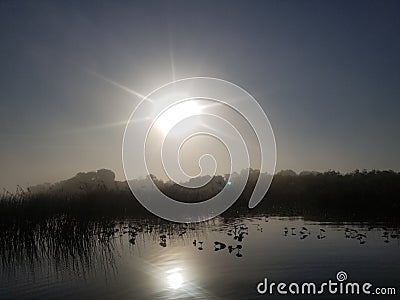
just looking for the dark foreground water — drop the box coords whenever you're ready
[1,216,399,299]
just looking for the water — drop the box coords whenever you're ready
[1,216,399,299]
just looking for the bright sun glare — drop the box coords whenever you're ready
[166,269,184,289]
[155,101,201,135]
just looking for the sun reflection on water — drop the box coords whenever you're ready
[166,267,184,289]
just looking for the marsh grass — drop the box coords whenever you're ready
[1,169,400,275]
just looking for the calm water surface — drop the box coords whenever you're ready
[1,216,399,299]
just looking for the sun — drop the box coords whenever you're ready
[155,100,202,136]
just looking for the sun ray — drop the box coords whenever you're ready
[84,68,148,101]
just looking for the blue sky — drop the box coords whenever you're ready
[1,1,399,190]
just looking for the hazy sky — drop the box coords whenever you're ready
[1,1,399,190]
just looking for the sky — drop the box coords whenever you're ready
[1,0,400,190]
